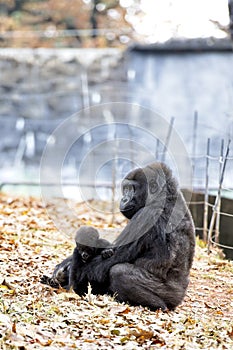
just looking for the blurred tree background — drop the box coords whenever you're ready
[0,0,231,48]
[0,0,139,47]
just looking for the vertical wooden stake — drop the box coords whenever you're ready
[161,116,175,162]
[215,139,224,244]
[208,139,231,253]
[203,138,210,242]
[192,111,198,178]
[191,111,198,232]
[155,138,160,160]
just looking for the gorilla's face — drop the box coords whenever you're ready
[119,164,168,220]
[77,244,96,263]
[120,170,147,219]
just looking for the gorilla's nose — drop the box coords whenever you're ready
[81,252,89,261]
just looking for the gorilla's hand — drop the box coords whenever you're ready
[101,248,114,259]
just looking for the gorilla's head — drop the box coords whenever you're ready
[120,162,177,219]
[75,226,99,262]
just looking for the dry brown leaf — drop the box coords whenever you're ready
[0,194,232,350]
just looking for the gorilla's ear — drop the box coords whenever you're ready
[149,179,158,194]
[145,165,166,195]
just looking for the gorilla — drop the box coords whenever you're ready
[42,162,195,310]
[73,226,113,263]
[69,226,113,294]
[41,226,113,290]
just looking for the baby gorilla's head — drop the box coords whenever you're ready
[75,226,99,263]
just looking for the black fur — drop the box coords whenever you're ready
[70,226,113,294]
[44,162,195,310]
[40,255,72,289]
[41,226,113,290]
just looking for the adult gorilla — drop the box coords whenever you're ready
[45,162,195,310]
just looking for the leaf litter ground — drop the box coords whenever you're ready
[0,194,232,349]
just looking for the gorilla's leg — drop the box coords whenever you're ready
[41,256,72,289]
[109,263,185,310]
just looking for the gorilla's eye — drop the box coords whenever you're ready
[124,184,134,194]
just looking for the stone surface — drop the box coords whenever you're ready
[0,48,125,120]
[0,47,232,194]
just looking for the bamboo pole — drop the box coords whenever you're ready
[192,111,198,176]
[215,139,224,243]
[128,124,134,170]
[155,138,160,160]
[203,138,210,242]
[111,125,117,225]
[207,139,231,253]
[191,111,198,235]
[161,116,175,162]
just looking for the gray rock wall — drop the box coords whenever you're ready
[0,48,127,170]
[0,48,125,120]
[0,48,232,192]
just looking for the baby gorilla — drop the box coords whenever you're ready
[40,226,113,290]
[69,226,113,294]
[74,226,113,263]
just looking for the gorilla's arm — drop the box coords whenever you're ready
[69,247,89,294]
[78,214,176,284]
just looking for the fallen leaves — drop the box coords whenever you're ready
[0,193,233,349]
